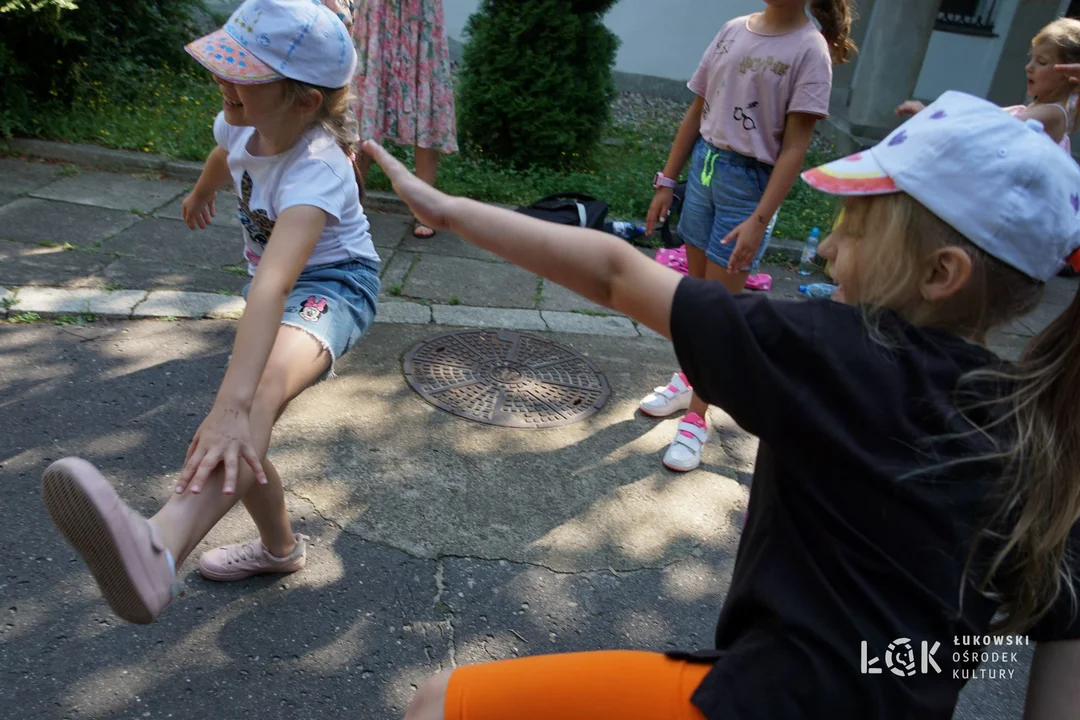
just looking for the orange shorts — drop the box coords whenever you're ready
[444,650,711,720]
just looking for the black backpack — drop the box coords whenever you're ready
[515,192,609,230]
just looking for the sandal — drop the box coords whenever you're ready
[412,219,436,239]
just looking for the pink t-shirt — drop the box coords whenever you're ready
[688,15,833,166]
[1003,104,1072,153]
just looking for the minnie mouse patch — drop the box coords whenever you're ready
[299,296,328,323]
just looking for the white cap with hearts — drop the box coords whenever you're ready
[801,91,1080,282]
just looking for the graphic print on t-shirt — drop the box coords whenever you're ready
[733,101,759,131]
[238,170,275,251]
[737,55,791,78]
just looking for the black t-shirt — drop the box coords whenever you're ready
[665,277,1080,719]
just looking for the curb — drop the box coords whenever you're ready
[1,286,669,340]
[4,137,414,216]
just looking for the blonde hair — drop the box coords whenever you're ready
[837,193,1080,635]
[283,80,365,201]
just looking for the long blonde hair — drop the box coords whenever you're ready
[837,193,1080,635]
[284,79,365,202]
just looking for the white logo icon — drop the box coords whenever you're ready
[862,639,941,675]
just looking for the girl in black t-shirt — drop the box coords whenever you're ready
[362,91,1080,720]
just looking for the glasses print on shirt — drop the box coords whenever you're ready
[238,170,275,261]
[733,100,759,131]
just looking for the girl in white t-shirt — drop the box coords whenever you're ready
[39,0,380,624]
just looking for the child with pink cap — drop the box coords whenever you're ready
[40,0,381,624]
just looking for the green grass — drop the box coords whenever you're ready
[53,312,96,326]
[1,296,18,310]
[25,65,841,241]
[447,295,462,306]
[9,311,40,324]
[387,283,403,297]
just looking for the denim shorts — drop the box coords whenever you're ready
[242,258,380,379]
[677,137,778,271]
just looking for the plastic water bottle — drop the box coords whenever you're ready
[605,220,646,240]
[799,283,837,299]
[797,227,821,276]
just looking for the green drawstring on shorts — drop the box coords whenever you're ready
[700,148,718,188]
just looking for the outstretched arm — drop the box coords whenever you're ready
[363,140,683,339]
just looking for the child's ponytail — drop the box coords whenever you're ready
[809,0,857,65]
[971,284,1080,635]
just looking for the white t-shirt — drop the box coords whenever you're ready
[213,112,380,272]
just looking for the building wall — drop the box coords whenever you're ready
[911,0,1023,102]
[443,0,764,83]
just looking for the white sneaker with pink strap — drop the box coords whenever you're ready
[663,412,708,472]
[640,372,693,417]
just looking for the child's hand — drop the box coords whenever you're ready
[363,140,450,232]
[182,189,217,230]
[721,217,767,274]
[895,100,926,117]
[1056,63,1080,84]
[646,188,675,236]
[176,403,267,495]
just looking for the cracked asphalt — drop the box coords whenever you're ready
[0,320,1033,718]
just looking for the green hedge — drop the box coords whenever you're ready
[455,0,620,169]
[0,0,209,136]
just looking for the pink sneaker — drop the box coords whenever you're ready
[41,458,176,624]
[198,534,308,582]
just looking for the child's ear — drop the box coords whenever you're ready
[299,88,323,114]
[921,247,973,303]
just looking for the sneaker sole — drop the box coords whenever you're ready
[198,558,305,583]
[42,461,156,624]
[662,459,699,473]
[639,397,694,418]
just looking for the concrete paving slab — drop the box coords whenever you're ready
[539,280,621,315]
[277,323,750,572]
[400,228,502,262]
[154,190,242,229]
[135,290,246,319]
[0,240,110,288]
[431,305,546,331]
[100,217,242,269]
[367,212,409,252]
[15,287,146,317]
[374,300,431,325]
[542,310,639,337]
[406,255,540,308]
[0,197,139,246]
[103,257,250,294]
[31,171,187,213]
[0,157,63,195]
[379,251,416,288]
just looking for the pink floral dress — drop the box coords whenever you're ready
[352,0,459,154]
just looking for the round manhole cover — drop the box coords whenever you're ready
[402,329,610,428]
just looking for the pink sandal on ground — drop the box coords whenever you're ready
[41,458,176,624]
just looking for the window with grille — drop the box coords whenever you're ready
[936,0,999,36]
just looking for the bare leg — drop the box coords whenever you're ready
[404,669,452,720]
[149,325,330,566]
[358,151,373,188]
[414,145,439,187]
[412,146,440,237]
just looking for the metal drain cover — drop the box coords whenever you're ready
[403,329,610,428]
